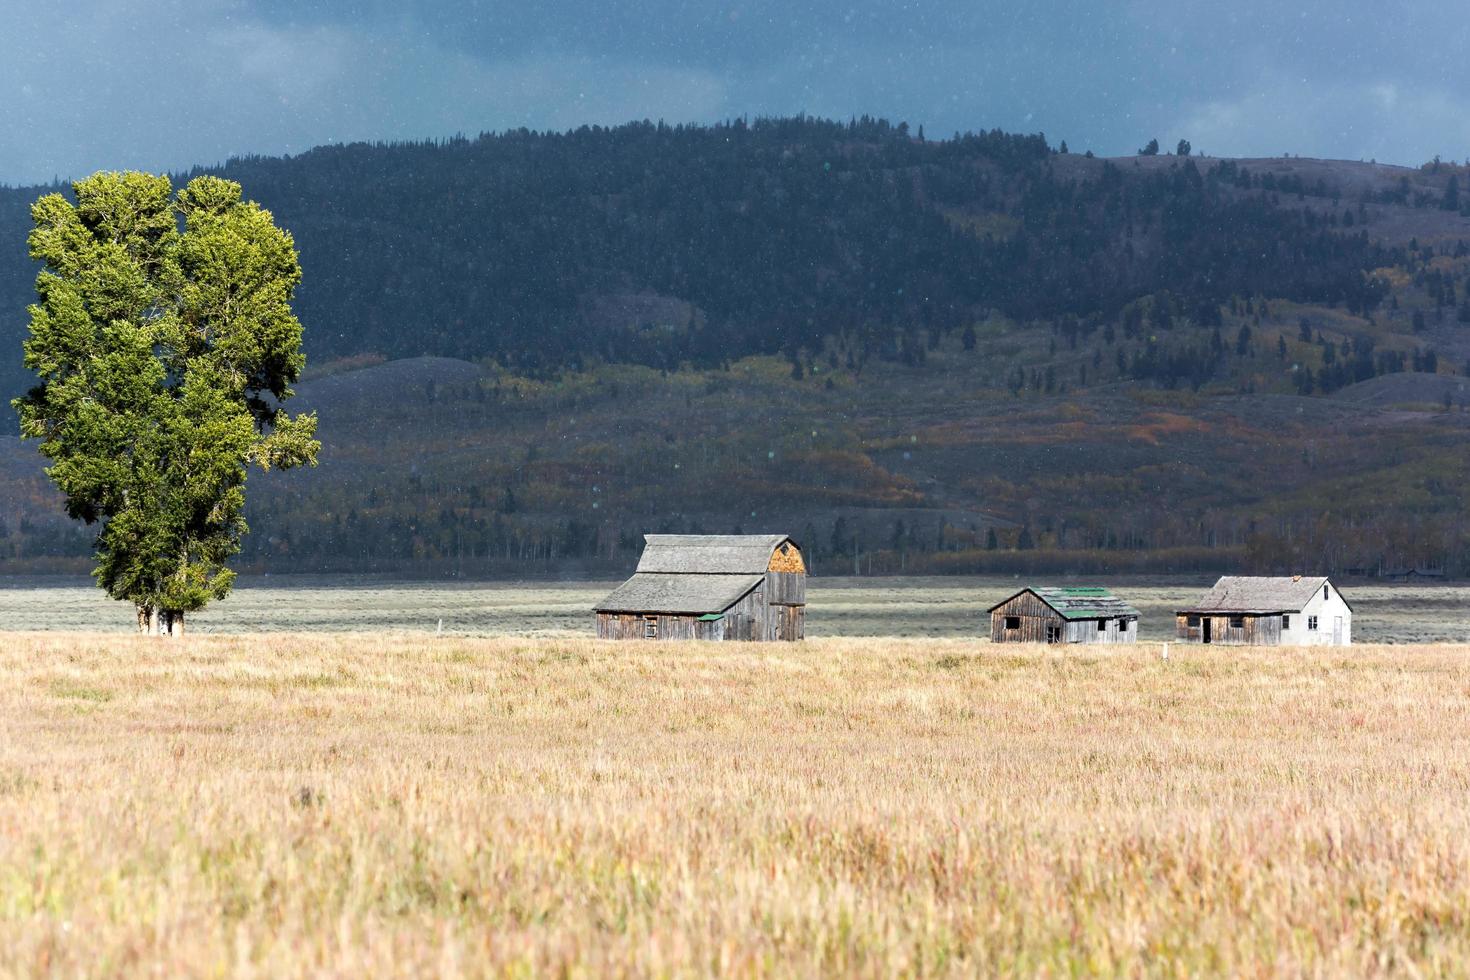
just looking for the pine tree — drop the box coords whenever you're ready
[14,172,319,634]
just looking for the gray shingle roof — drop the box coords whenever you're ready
[1177,576,1336,614]
[594,573,763,615]
[635,534,791,574]
[989,586,1139,620]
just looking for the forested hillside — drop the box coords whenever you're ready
[0,118,1429,394]
[5,118,1470,576]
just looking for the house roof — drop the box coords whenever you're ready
[1177,576,1348,614]
[988,586,1139,620]
[594,573,763,615]
[635,534,792,574]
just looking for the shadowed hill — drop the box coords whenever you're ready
[6,118,1458,399]
[5,119,1470,577]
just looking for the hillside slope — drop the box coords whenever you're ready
[3,119,1470,576]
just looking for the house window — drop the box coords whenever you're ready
[1187,615,1200,627]
[1308,615,1318,631]
[1282,615,1291,629]
[1046,625,1061,642]
[1324,584,1329,600]
[1229,616,1245,629]
[1119,618,1130,632]
[643,616,658,639]
[1097,620,1107,632]
[1004,616,1021,630]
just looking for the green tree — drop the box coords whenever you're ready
[1139,139,1160,156]
[1175,139,1192,157]
[13,172,318,635]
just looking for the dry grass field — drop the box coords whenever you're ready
[4,633,1470,975]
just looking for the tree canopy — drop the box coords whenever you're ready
[13,172,318,631]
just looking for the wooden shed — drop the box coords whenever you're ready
[988,586,1139,644]
[1175,575,1352,646]
[595,534,806,641]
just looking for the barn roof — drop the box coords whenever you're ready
[1177,576,1347,614]
[635,534,792,574]
[595,534,801,615]
[594,573,763,615]
[988,586,1139,620]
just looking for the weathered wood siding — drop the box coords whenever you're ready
[1175,613,1284,645]
[765,571,806,607]
[596,612,728,641]
[598,541,806,642]
[991,592,1136,644]
[990,592,1064,643]
[1063,617,1137,644]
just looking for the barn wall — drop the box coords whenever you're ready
[1067,617,1137,644]
[597,612,706,640]
[765,572,806,607]
[990,592,1064,643]
[597,572,806,643]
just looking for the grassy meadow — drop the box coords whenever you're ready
[3,576,1470,641]
[5,632,1470,975]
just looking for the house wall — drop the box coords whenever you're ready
[1175,613,1284,645]
[1287,584,1352,645]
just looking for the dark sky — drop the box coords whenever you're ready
[3,1,1467,184]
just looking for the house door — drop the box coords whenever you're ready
[1202,618,1212,644]
[1333,616,1343,645]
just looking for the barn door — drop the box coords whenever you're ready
[1333,616,1343,645]
[1202,619,1212,644]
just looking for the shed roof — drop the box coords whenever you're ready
[989,586,1140,620]
[594,573,762,615]
[635,534,793,574]
[1177,576,1347,614]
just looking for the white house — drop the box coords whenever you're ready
[1175,576,1352,646]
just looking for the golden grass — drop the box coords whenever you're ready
[4,634,1470,975]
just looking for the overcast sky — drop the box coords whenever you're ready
[3,1,1468,185]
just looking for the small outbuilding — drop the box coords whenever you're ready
[1175,575,1352,645]
[595,534,806,641]
[988,586,1139,644]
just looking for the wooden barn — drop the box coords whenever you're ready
[595,534,806,641]
[988,586,1139,644]
[1175,576,1352,646]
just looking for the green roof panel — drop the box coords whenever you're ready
[1029,586,1140,620]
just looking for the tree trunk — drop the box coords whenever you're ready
[137,606,184,637]
[159,610,184,638]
